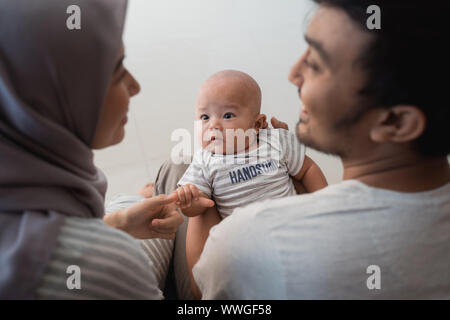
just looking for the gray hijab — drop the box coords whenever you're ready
[0,0,127,298]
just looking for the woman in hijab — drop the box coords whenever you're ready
[0,0,184,299]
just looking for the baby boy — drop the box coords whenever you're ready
[173,70,327,218]
[170,70,328,298]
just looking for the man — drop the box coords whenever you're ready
[191,0,450,299]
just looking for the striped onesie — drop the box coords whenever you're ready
[178,128,306,218]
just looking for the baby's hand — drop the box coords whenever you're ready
[169,184,215,209]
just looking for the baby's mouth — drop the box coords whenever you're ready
[210,135,223,142]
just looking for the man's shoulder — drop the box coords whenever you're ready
[228,180,361,223]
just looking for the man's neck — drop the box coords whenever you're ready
[342,152,450,192]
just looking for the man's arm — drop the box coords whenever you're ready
[292,155,328,193]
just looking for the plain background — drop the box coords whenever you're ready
[94,0,344,200]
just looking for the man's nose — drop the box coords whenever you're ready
[288,50,307,89]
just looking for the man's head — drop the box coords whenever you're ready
[290,0,449,160]
[196,70,266,154]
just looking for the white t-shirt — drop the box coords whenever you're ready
[178,128,306,218]
[193,180,450,299]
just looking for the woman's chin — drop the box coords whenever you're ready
[109,128,126,148]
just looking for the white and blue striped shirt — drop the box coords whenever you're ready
[178,129,306,218]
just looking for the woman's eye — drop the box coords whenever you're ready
[200,115,209,120]
[116,67,127,82]
[223,113,235,119]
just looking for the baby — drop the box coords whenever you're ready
[171,70,327,298]
[172,70,328,219]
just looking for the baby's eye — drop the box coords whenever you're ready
[200,114,209,120]
[223,113,235,119]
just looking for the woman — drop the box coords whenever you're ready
[0,0,183,299]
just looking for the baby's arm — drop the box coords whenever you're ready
[186,206,222,299]
[169,184,215,217]
[292,155,328,192]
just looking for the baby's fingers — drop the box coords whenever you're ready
[189,184,200,200]
[183,185,192,207]
[176,187,186,206]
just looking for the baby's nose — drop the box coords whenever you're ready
[208,118,222,130]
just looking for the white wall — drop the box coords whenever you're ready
[94,0,343,200]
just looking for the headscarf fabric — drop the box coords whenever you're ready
[0,0,128,299]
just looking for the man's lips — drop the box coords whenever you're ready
[300,107,310,123]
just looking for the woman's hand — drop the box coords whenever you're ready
[104,195,183,240]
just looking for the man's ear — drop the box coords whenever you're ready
[254,114,267,132]
[370,105,426,143]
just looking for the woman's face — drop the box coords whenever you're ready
[92,45,141,149]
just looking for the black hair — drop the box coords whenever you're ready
[313,0,449,156]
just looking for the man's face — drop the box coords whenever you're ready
[289,5,374,158]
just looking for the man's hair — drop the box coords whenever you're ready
[313,0,449,156]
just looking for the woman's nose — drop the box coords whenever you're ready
[127,71,141,97]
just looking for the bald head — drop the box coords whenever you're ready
[199,70,262,114]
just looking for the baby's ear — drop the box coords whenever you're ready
[254,114,267,132]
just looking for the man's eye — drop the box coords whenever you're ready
[304,59,320,72]
[223,113,235,119]
[200,115,209,120]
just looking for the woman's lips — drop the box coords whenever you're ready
[121,115,128,125]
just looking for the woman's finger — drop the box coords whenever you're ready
[166,192,179,204]
[127,194,168,217]
[151,211,183,233]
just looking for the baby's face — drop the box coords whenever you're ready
[196,77,261,154]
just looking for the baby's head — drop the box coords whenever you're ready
[196,70,266,154]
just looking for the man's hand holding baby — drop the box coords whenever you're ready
[168,184,215,217]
